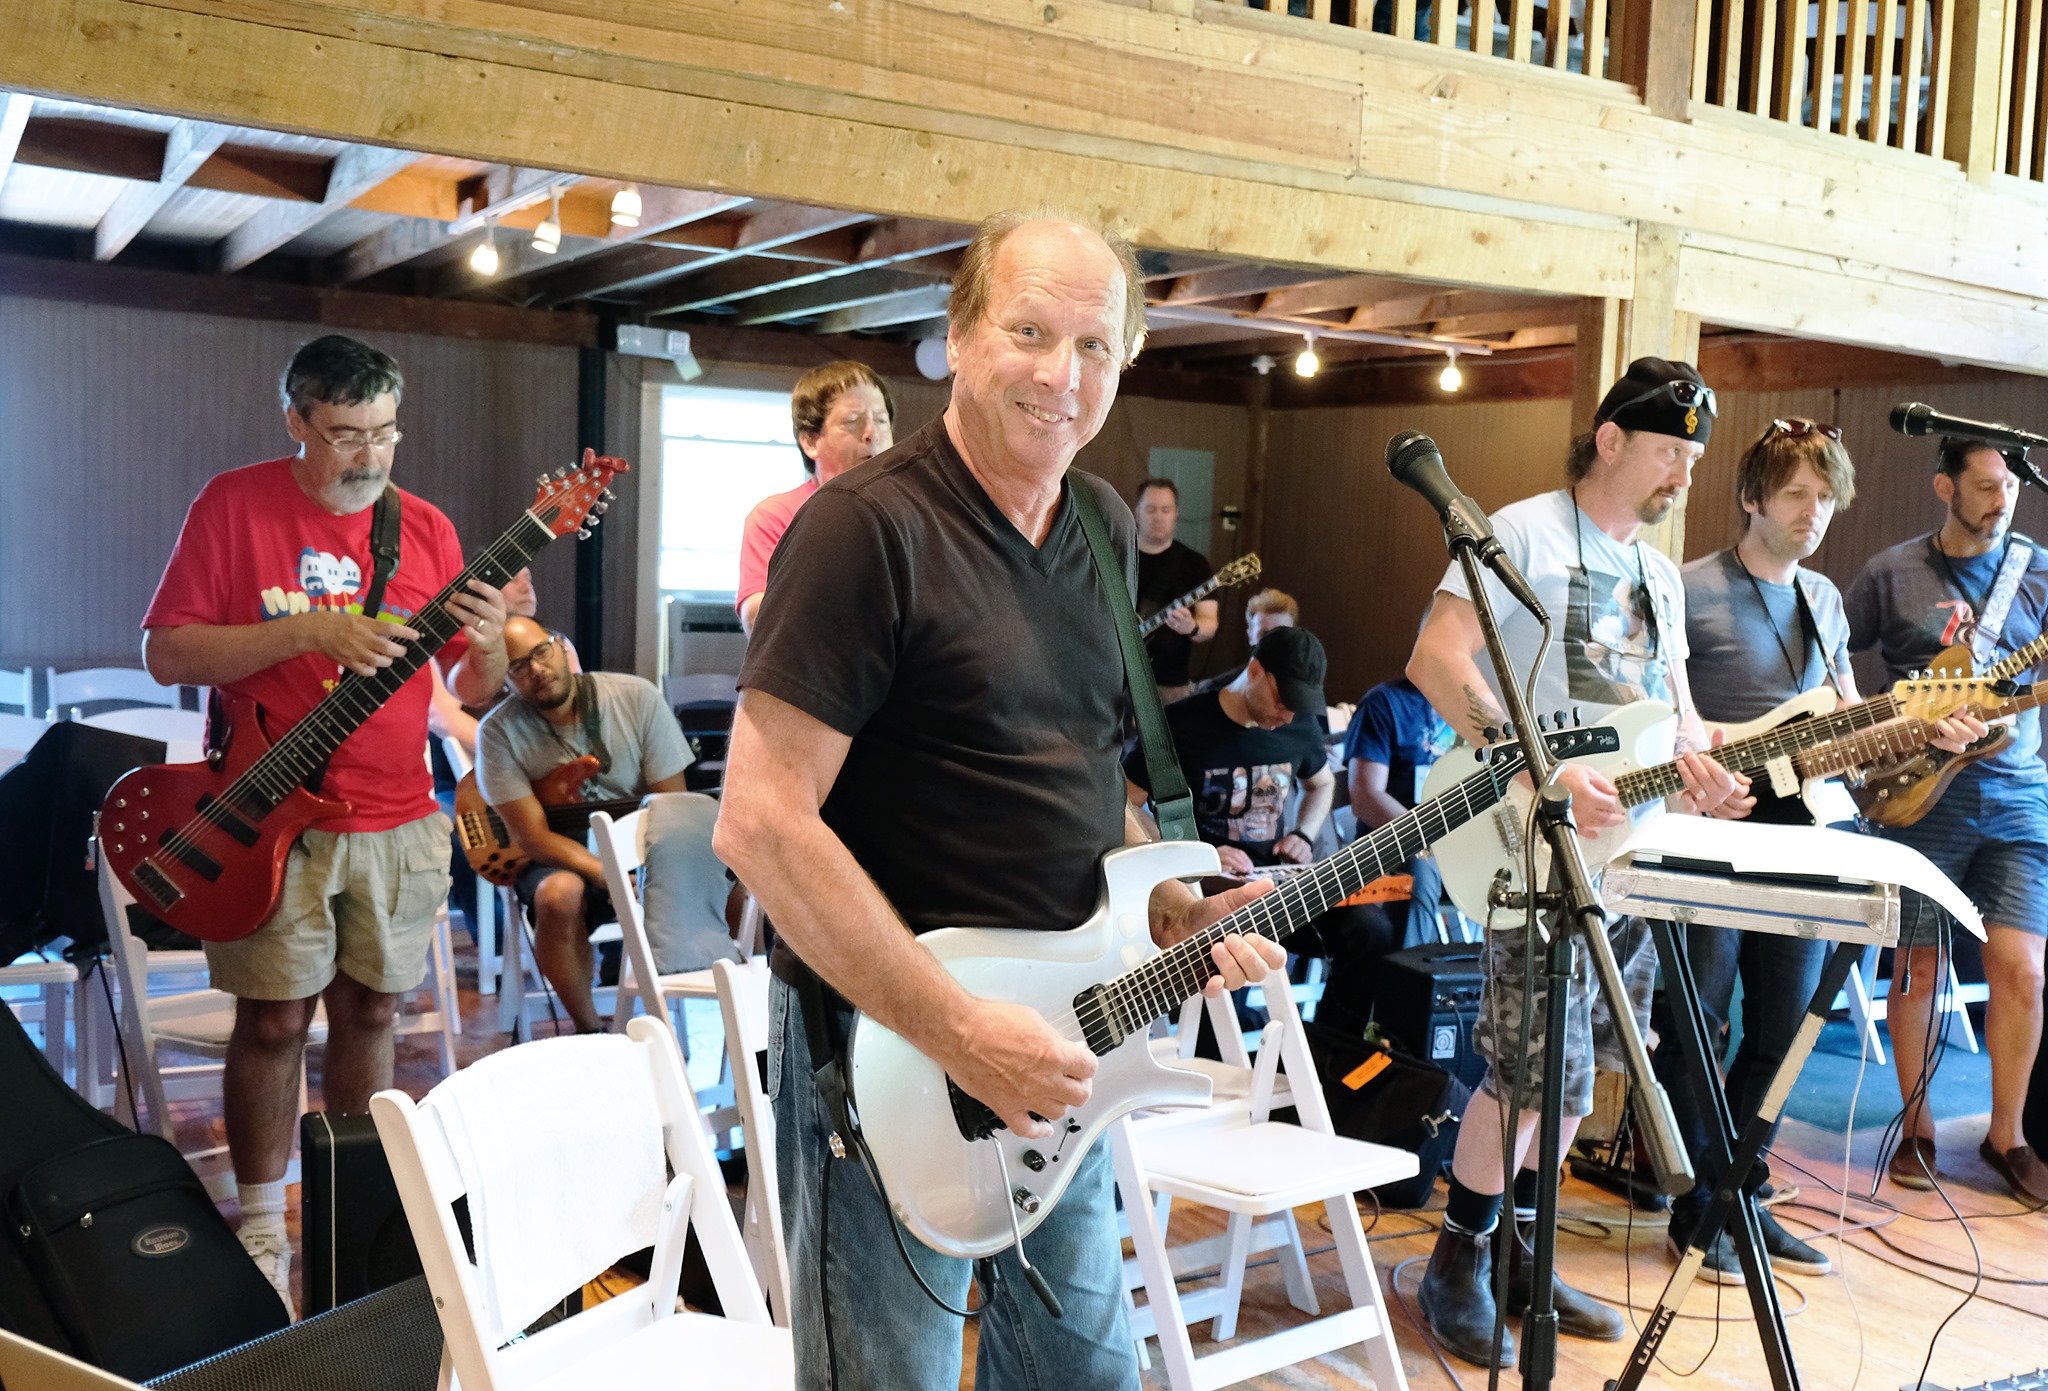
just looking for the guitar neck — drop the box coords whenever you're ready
[1091,749,1524,1040]
[1988,631,2048,681]
[1800,685,2048,778]
[1136,578,1221,638]
[247,511,559,809]
[1612,693,1903,807]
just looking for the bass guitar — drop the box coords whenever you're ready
[100,453,627,943]
[454,756,642,886]
[1422,670,2013,921]
[1135,554,1261,638]
[846,719,1619,1259]
[1849,630,2048,826]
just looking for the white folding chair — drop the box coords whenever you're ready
[46,666,184,721]
[0,666,31,716]
[97,849,326,1198]
[1832,945,1985,1063]
[592,805,753,1141]
[370,1016,792,1391]
[711,957,790,1326]
[1,954,80,1082]
[392,903,464,1077]
[495,883,624,1041]
[1113,966,1416,1391]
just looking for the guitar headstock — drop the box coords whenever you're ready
[531,448,630,539]
[1218,553,1262,587]
[1894,670,2007,722]
[1477,720,1622,781]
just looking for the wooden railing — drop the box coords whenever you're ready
[1994,0,2048,179]
[1688,0,1956,153]
[1228,0,1617,79]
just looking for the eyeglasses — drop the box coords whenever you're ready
[1769,418,1843,441]
[312,424,403,456]
[1605,378,1717,423]
[506,638,558,680]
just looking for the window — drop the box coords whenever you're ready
[657,385,806,598]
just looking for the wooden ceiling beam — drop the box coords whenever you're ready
[1258,274,1420,318]
[1164,263,1335,304]
[13,114,164,181]
[732,261,960,326]
[216,144,415,272]
[94,119,230,260]
[814,284,953,333]
[329,166,571,284]
[526,241,715,304]
[448,189,750,295]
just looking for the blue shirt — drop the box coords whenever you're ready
[1340,678,1455,810]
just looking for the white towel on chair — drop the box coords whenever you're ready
[431,1033,668,1341]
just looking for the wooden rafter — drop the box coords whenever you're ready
[217,143,415,272]
[732,261,961,326]
[0,93,31,190]
[94,120,231,261]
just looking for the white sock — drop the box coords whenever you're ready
[240,1179,287,1231]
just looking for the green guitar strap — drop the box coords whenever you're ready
[1069,480,1198,845]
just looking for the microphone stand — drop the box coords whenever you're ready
[1441,528,1694,1391]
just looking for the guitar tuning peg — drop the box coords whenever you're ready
[1572,706,1584,726]
[1534,713,1550,732]
[1481,725,1500,743]
[601,488,616,501]
[537,473,551,486]
[591,501,609,515]
[576,526,593,539]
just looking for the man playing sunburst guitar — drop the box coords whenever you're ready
[140,335,510,1314]
[716,213,1284,1391]
[477,615,693,1034]
[1847,436,2048,1205]
[1134,476,1219,703]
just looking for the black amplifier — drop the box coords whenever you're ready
[1373,942,1487,1091]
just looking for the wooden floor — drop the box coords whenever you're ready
[156,933,2048,1391]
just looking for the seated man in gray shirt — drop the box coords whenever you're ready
[478,615,693,1032]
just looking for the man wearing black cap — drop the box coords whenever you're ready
[1124,626,1335,873]
[1405,357,1754,1368]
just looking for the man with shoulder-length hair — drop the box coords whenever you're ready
[737,360,895,634]
[1847,435,2048,1204]
[715,211,1284,1391]
[141,334,508,1313]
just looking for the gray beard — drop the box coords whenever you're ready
[323,467,389,514]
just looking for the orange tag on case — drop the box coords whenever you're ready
[1341,1051,1391,1091]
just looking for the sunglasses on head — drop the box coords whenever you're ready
[1768,418,1843,441]
[1606,378,1717,423]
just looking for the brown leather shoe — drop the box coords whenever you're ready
[1888,1137,1937,1190]
[1979,1141,2048,1207]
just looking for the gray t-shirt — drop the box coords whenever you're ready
[1681,549,1851,725]
[476,671,692,805]
[1846,532,2048,786]
[1438,488,1686,726]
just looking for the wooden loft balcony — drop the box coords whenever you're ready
[2,0,2045,377]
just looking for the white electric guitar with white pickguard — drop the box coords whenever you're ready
[845,720,1621,1259]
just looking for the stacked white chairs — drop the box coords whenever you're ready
[710,956,789,1326]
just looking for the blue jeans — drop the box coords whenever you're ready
[1652,922,1826,1210]
[768,976,1139,1391]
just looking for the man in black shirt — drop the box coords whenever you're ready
[1125,626,1333,871]
[1135,477,1217,702]
[716,213,1284,1391]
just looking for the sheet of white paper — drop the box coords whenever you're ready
[1608,817,1984,940]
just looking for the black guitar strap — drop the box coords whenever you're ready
[1069,481,1198,845]
[359,485,402,625]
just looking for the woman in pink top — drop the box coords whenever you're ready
[737,361,895,633]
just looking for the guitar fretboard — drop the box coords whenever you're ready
[1612,694,1906,805]
[223,509,560,819]
[1083,746,1525,1051]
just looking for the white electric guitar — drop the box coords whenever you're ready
[844,721,1620,1259]
[1423,673,2010,921]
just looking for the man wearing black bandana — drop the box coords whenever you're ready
[1405,358,1754,1368]
[1846,437,2048,1205]
[477,614,695,1033]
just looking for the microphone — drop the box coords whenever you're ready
[1890,402,2048,452]
[1386,431,1547,621]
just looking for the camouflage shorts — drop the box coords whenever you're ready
[1470,913,1658,1118]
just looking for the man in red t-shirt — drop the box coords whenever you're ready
[141,335,509,1313]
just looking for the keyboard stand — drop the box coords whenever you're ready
[1600,863,1900,1391]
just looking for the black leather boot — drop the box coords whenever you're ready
[1500,1214,1626,1342]
[1418,1223,1515,1368]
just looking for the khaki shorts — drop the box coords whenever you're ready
[205,812,453,1001]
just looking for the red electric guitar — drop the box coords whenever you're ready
[99,451,628,943]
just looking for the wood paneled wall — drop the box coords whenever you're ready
[1271,380,2048,706]
[0,296,579,671]
[1263,397,1575,703]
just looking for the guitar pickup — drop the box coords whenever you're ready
[1073,984,1124,1054]
[133,860,183,910]
[194,794,260,849]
